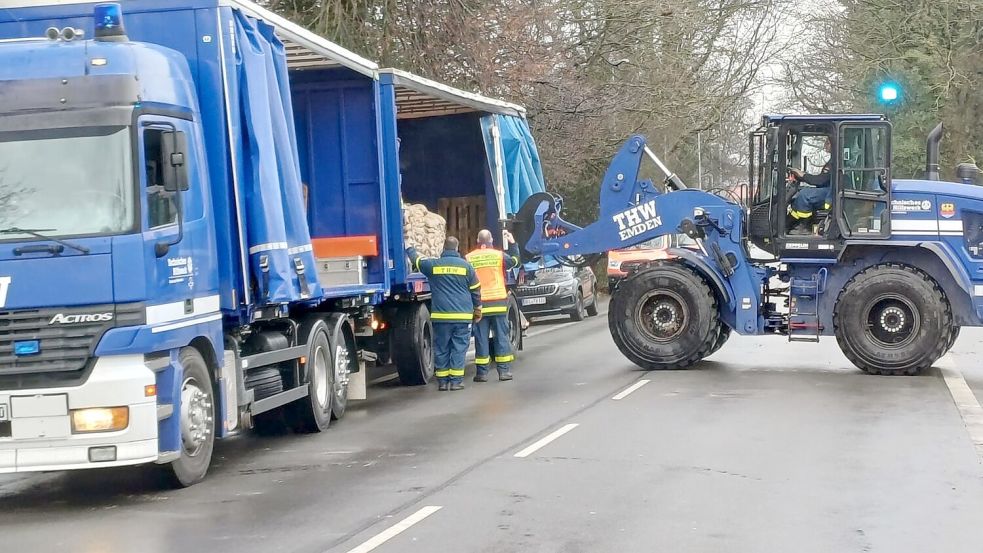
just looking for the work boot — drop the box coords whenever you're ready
[450,383,465,391]
[438,381,449,391]
[498,372,513,381]
[473,373,488,383]
[789,220,812,235]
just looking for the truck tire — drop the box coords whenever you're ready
[326,316,354,420]
[708,325,732,356]
[608,263,720,370]
[288,319,334,433]
[569,291,587,321]
[163,347,215,488]
[833,264,951,376]
[586,285,599,317]
[244,367,283,401]
[394,303,434,386]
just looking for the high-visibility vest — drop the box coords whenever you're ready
[467,248,508,304]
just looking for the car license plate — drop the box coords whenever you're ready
[522,297,546,306]
[0,403,8,422]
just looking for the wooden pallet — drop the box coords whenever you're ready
[437,195,487,253]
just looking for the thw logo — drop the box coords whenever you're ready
[0,277,10,309]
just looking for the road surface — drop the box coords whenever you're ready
[3,301,983,553]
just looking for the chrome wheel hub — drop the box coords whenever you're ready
[180,378,212,457]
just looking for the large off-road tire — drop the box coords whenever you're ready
[394,303,435,386]
[586,285,599,317]
[943,326,961,355]
[833,264,951,376]
[707,325,732,356]
[163,347,215,488]
[608,262,720,370]
[287,318,334,433]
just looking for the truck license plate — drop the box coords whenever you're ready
[0,403,8,422]
[522,297,546,306]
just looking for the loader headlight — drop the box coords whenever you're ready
[71,407,129,433]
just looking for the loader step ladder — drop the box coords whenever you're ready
[788,269,828,343]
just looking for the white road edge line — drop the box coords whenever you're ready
[514,423,579,458]
[938,355,983,462]
[612,379,651,400]
[343,505,443,553]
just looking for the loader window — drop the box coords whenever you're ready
[143,129,179,229]
[837,125,890,236]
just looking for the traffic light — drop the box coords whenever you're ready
[877,82,900,104]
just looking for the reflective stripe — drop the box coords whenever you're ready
[823,202,831,210]
[431,312,475,321]
[435,369,450,378]
[433,266,467,276]
[475,356,490,365]
[448,368,465,377]
[790,209,812,219]
[469,282,482,290]
[481,305,508,314]
[495,354,514,363]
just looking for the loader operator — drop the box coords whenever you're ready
[407,237,482,391]
[787,136,833,235]
[467,229,521,382]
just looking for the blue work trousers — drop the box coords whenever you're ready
[790,187,832,219]
[433,322,471,385]
[473,315,513,376]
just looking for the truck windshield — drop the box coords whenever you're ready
[0,126,134,240]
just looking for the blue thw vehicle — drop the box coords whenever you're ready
[0,1,545,486]
[515,115,983,376]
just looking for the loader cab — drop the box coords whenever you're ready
[746,114,893,257]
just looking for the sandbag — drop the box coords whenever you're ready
[403,202,446,260]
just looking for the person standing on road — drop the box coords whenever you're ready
[407,236,482,391]
[467,229,521,382]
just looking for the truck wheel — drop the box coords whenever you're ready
[608,263,720,370]
[833,264,951,376]
[569,292,587,321]
[394,303,434,386]
[507,294,523,353]
[586,286,599,317]
[288,319,334,433]
[708,325,732,356]
[164,347,215,488]
[327,318,354,420]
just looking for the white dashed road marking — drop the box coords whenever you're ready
[612,379,651,400]
[514,423,579,458]
[343,505,443,553]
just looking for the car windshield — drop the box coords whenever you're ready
[625,236,669,250]
[0,126,134,240]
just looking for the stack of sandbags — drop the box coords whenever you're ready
[403,202,446,259]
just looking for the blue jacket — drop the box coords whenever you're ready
[406,248,481,323]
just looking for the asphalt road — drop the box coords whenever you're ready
[3,302,983,553]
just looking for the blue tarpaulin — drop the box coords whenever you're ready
[480,114,547,215]
[234,10,321,304]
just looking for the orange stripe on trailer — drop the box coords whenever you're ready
[311,235,379,258]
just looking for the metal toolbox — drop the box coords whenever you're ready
[316,255,368,287]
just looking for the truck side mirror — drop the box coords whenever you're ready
[161,131,189,192]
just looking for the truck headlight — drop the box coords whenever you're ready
[71,407,129,433]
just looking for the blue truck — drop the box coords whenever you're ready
[0,0,546,486]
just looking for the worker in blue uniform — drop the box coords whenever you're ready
[788,136,833,235]
[407,236,482,391]
[466,229,521,382]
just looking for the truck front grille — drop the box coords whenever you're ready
[0,304,145,388]
[517,284,559,296]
